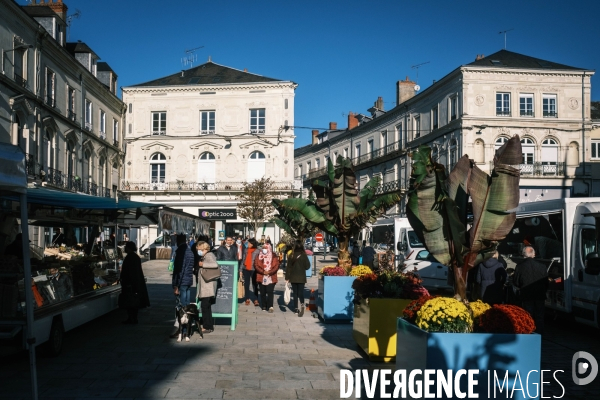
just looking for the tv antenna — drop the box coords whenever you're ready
[499,28,514,50]
[66,9,81,41]
[182,46,204,69]
[411,61,429,92]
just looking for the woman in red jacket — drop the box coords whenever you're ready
[254,243,279,313]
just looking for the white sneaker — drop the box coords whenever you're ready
[268,307,274,313]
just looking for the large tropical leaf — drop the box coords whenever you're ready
[332,158,359,227]
[276,198,339,235]
[359,175,381,211]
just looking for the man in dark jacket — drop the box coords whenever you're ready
[513,246,549,334]
[172,234,195,306]
[361,240,376,268]
[351,240,361,265]
[216,236,237,261]
[476,251,507,304]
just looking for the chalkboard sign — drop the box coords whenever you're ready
[199,261,238,330]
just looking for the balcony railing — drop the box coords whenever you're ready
[489,162,566,177]
[85,122,92,131]
[44,169,110,198]
[496,110,511,116]
[45,96,55,107]
[374,179,406,196]
[520,110,534,117]
[121,181,300,192]
[152,131,166,136]
[67,109,77,121]
[543,111,557,118]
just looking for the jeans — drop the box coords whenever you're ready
[260,283,275,309]
[179,285,191,306]
[242,269,257,302]
[291,283,305,311]
[199,297,213,329]
[522,300,545,334]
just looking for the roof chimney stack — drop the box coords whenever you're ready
[312,129,319,145]
[396,76,416,106]
[348,112,358,130]
[329,122,337,130]
[375,96,384,111]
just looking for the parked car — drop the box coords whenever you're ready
[140,233,172,256]
[374,243,390,253]
[312,241,331,254]
[402,249,452,291]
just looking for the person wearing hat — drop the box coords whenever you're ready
[120,241,150,324]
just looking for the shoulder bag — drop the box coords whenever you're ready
[201,266,221,282]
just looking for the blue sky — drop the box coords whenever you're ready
[30,0,600,148]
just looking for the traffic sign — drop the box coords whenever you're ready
[315,233,324,242]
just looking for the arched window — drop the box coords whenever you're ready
[474,139,485,164]
[521,138,535,165]
[541,138,558,167]
[198,151,216,185]
[150,152,166,184]
[495,136,509,150]
[247,151,266,182]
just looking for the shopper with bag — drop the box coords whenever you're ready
[254,242,279,313]
[120,241,150,324]
[196,241,219,333]
[240,238,260,306]
[172,234,195,307]
[285,240,310,316]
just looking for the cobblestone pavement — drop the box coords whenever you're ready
[1,257,599,399]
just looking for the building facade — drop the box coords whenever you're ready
[295,50,598,219]
[121,60,299,242]
[0,0,125,245]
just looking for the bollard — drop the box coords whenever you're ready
[312,255,317,276]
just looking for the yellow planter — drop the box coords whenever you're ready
[352,298,412,362]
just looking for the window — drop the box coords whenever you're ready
[14,47,26,86]
[343,148,348,158]
[67,87,75,120]
[307,161,311,171]
[381,130,388,148]
[451,96,458,120]
[198,152,216,184]
[592,140,600,160]
[113,119,118,144]
[297,165,302,177]
[449,139,457,169]
[85,100,92,131]
[247,151,266,182]
[152,112,166,135]
[128,103,132,113]
[324,155,329,166]
[99,110,106,137]
[315,158,320,169]
[432,106,438,130]
[45,68,55,106]
[495,136,509,150]
[367,139,374,154]
[541,138,558,174]
[200,110,215,135]
[285,99,288,109]
[150,153,166,183]
[355,143,361,158]
[396,124,403,145]
[543,95,557,117]
[520,94,534,117]
[250,108,265,134]
[414,116,421,139]
[521,138,535,165]
[496,93,510,116]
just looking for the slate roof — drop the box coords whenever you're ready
[21,5,59,18]
[97,62,114,72]
[66,41,96,55]
[131,61,285,87]
[466,50,587,71]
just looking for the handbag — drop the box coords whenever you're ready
[201,267,221,282]
[238,280,245,299]
[359,256,363,265]
[283,282,291,304]
[168,260,174,272]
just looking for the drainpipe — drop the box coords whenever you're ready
[581,72,587,187]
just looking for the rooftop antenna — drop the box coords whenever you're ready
[499,28,514,50]
[182,46,204,69]
[411,61,429,92]
[66,9,81,41]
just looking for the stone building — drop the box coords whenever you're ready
[295,50,598,218]
[0,0,125,245]
[121,60,299,242]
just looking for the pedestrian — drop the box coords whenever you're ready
[475,250,507,305]
[170,231,178,259]
[351,240,361,266]
[235,236,244,269]
[240,238,260,306]
[173,234,194,307]
[513,246,549,334]
[189,235,195,250]
[119,241,150,324]
[123,232,129,242]
[361,240,376,268]
[254,242,280,312]
[216,236,237,261]
[285,240,310,316]
[196,241,218,334]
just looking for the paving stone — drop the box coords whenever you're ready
[215,379,260,389]
[164,388,224,398]
[222,388,297,399]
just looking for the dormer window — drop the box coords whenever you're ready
[92,58,97,76]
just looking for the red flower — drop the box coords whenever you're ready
[403,295,439,323]
[479,304,536,334]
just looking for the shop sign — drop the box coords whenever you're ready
[199,209,237,220]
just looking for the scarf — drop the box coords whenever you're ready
[237,244,242,260]
[259,243,273,285]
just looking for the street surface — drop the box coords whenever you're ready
[0,257,598,399]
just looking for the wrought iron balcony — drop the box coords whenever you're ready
[14,73,27,88]
[489,162,566,177]
[67,109,77,121]
[374,179,406,196]
[543,111,557,118]
[152,131,166,136]
[520,110,534,117]
[496,110,511,117]
[85,122,93,131]
[45,96,55,107]
[121,180,299,192]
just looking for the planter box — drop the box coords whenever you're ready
[317,276,356,323]
[352,298,412,362]
[396,318,541,399]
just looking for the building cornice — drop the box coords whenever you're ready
[122,81,298,94]
[461,66,595,77]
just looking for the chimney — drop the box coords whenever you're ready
[375,96,384,111]
[396,76,416,106]
[329,122,337,130]
[243,68,247,72]
[348,112,359,130]
[475,54,485,61]
[181,70,185,77]
[47,0,68,21]
[312,129,319,145]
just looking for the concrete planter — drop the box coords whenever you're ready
[396,318,541,399]
[317,276,356,323]
[352,298,412,362]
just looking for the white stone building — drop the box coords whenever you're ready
[122,60,299,243]
[0,0,125,246]
[295,50,598,219]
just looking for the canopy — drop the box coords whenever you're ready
[159,208,210,235]
[23,186,156,209]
